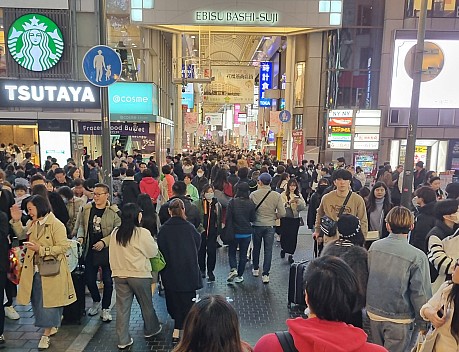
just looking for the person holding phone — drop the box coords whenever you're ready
[279,179,306,263]
[10,195,75,350]
[420,258,459,350]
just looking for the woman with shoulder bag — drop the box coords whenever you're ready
[279,179,306,263]
[365,181,392,241]
[10,195,75,350]
[109,203,162,350]
[226,183,256,284]
[420,258,459,351]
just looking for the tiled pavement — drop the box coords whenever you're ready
[4,222,315,352]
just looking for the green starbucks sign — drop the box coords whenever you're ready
[7,14,64,72]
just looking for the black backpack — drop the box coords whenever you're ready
[275,331,299,352]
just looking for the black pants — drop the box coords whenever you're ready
[198,232,217,274]
[0,272,7,335]
[165,290,195,330]
[280,217,301,254]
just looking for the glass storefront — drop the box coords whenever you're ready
[406,0,458,18]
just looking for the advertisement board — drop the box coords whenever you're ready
[108,82,159,121]
[184,112,198,133]
[78,122,149,136]
[327,109,353,150]
[203,66,254,104]
[259,62,273,107]
[390,31,459,109]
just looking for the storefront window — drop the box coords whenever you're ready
[406,0,458,18]
[0,9,5,77]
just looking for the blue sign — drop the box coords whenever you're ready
[108,82,158,121]
[82,45,122,87]
[182,64,195,79]
[181,83,194,108]
[279,110,291,123]
[259,61,273,107]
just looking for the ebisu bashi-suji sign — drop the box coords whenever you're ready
[7,14,64,72]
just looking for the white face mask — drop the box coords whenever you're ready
[197,172,204,177]
[204,192,214,201]
[412,196,419,208]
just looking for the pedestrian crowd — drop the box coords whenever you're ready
[0,141,458,351]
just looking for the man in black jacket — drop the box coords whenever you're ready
[409,186,437,253]
[159,181,200,229]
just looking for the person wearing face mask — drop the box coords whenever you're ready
[426,199,459,293]
[194,184,222,282]
[191,167,209,195]
[409,186,437,253]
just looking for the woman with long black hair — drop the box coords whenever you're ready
[279,179,306,263]
[365,181,392,239]
[420,258,459,350]
[109,203,161,350]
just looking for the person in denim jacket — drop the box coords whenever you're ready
[366,206,432,352]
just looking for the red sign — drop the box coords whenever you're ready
[292,129,304,163]
[328,118,353,127]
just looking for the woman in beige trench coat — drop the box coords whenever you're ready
[10,195,76,350]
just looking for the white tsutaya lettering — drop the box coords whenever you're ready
[31,86,44,101]
[56,86,71,101]
[4,85,18,100]
[18,86,30,101]
[68,87,82,102]
[44,86,57,101]
[81,87,95,102]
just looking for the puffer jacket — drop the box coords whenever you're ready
[226,197,256,235]
[140,176,160,203]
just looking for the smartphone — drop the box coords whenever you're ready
[23,241,34,246]
[437,306,444,318]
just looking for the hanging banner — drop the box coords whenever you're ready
[184,112,198,133]
[247,121,257,136]
[292,129,304,163]
[204,113,223,125]
[239,122,247,136]
[269,111,282,134]
[197,124,206,135]
[203,66,255,104]
[233,126,240,137]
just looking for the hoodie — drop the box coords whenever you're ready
[139,176,160,203]
[253,317,387,352]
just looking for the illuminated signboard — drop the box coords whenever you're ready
[195,11,279,25]
[327,109,353,150]
[259,61,273,107]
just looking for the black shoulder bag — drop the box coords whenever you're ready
[319,191,352,237]
[255,190,272,211]
[275,331,299,352]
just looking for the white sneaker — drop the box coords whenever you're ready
[252,269,259,277]
[38,335,50,350]
[88,302,101,316]
[100,308,112,322]
[49,327,58,336]
[5,306,20,320]
[262,275,270,284]
[117,337,133,349]
[234,276,244,283]
[227,269,238,282]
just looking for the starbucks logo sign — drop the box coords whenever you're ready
[7,14,64,72]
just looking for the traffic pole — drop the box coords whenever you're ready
[98,0,113,193]
[400,0,428,208]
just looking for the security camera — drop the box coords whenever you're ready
[182,86,186,93]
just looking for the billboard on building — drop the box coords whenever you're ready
[390,31,459,109]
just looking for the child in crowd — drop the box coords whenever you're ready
[13,184,29,209]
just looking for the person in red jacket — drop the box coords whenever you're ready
[254,256,387,352]
[139,169,160,207]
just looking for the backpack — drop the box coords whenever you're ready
[275,331,299,352]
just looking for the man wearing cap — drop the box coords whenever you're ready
[249,172,286,283]
[313,169,368,245]
[413,161,426,189]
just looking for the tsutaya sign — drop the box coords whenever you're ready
[0,79,101,109]
[132,0,343,28]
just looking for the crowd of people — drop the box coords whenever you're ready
[0,141,458,351]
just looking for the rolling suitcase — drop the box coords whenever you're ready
[287,261,308,308]
[62,263,86,324]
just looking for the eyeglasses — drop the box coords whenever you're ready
[94,192,108,197]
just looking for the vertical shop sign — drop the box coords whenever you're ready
[184,112,198,133]
[292,129,304,162]
[259,61,273,107]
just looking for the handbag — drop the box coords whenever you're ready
[92,247,109,267]
[366,230,380,241]
[7,245,26,285]
[411,328,438,352]
[220,225,235,244]
[150,250,166,272]
[319,191,352,237]
[38,255,61,277]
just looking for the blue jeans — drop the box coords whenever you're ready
[228,236,251,277]
[252,226,275,276]
[85,251,113,309]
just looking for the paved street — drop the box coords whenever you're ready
[4,223,315,352]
